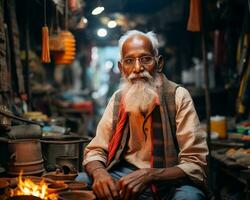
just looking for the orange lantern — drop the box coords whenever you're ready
[50,31,76,65]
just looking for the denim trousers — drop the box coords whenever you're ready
[76,165,205,200]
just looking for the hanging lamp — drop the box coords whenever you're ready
[51,0,76,65]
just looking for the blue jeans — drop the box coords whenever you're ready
[76,166,205,200]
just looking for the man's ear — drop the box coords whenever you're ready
[157,55,164,72]
[118,61,123,74]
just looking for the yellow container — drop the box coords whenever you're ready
[210,116,227,139]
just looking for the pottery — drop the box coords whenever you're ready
[7,195,42,200]
[47,181,68,194]
[0,179,9,194]
[58,190,96,200]
[67,181,88,190]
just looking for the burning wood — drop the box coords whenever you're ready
[10,172,57,200]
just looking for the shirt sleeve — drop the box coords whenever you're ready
[83,91,118,166]
[175,87,208,185]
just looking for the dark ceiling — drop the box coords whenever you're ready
[14,0,191,51]
[81,0,188,46]
[84,0,174,14]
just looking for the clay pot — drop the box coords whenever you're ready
[47,182,68,194]
[67,181,88,190]
[58,190,96,200]
[42,171,77,182]
[7,195,42,200]
[0,179,9,194]
[7,140,45,176]
[0,178,17,188]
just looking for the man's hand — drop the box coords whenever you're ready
[92,168,120,200]
[118,168,154,200]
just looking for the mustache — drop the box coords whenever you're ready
[128,71,153,81]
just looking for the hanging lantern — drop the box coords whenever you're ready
[50,31,76,65]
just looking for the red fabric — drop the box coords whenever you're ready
[108,96,160,163]
[187,0,201,32]
[107,98,127,163]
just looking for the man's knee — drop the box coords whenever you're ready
[171,185,205,200]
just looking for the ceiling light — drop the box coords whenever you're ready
[76,17,88,29]
[82,17,88,24]
[92,6,104,15]
[107,20,117,28]
[97,28,107,37]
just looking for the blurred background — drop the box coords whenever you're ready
[1,0,250,199]
[11,0,246,123]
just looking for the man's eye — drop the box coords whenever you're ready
[124,58,134,64]
[141,56,152,63]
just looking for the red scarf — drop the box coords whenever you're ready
[107,96,160,164]
[107,98,127,163]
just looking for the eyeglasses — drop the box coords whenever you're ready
[121,55,156,67]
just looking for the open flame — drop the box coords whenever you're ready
[11,172,57,200]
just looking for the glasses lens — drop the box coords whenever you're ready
[123,58,135,66]
[140,56,154,64]
[122,56,155,66]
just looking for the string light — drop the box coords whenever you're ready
[107,20,117,28]
[97,28,107,37]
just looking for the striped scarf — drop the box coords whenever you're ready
[107,74,179,168]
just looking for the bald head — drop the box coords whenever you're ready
[121,34,155,59]
[118,30,164,79]
[118,30,159,58]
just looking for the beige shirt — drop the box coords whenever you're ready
[84,87,208,184]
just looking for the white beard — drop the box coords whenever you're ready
[121,72,159,114]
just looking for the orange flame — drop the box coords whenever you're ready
[11,171,57,200]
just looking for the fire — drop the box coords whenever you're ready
[11,172,57,200]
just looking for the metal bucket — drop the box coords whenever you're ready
[7,139,45,176]
[40,137,90,172]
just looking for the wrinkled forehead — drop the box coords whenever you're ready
[121,35,154,57]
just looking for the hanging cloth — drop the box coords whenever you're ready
[187,0,201,32]
[41,0,51,63]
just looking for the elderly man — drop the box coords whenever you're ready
[77,30,208,200]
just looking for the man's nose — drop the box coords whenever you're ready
[133,59,144,73]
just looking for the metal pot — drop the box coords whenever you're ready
[56,156,78,171]
[6,139,45,176]
[40,137,90,172]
